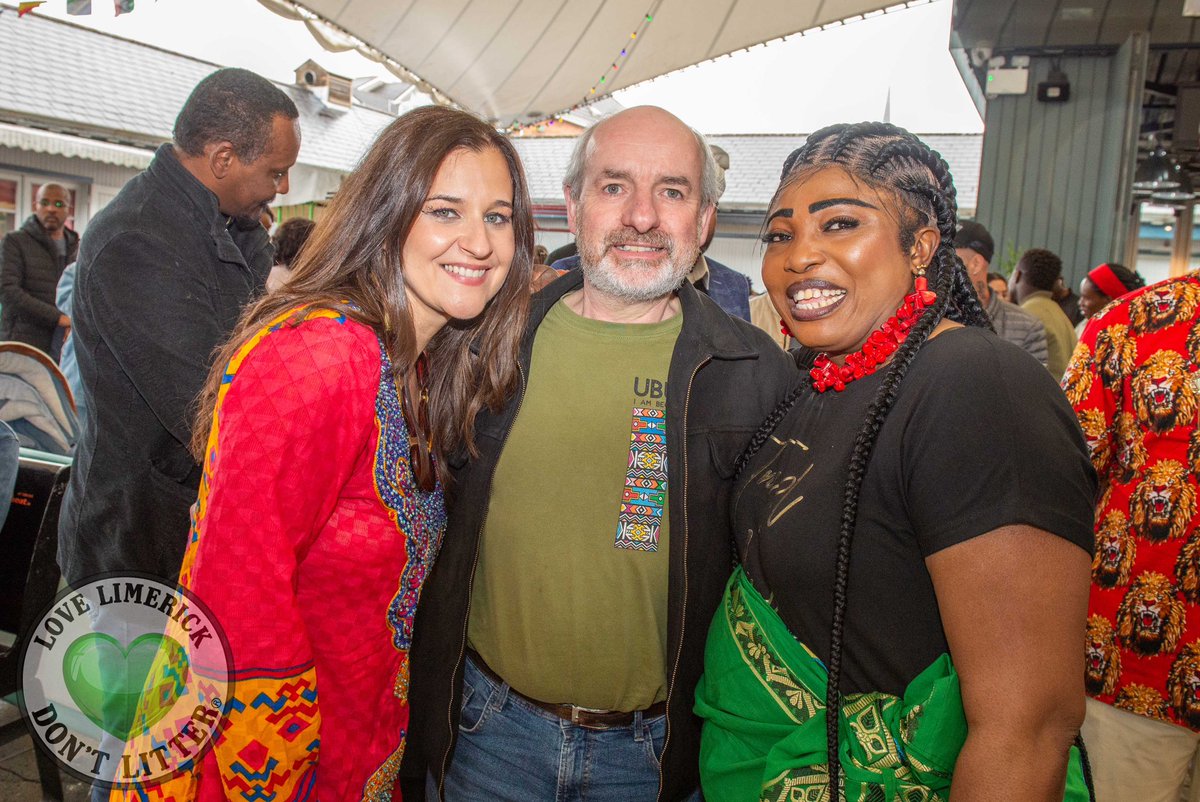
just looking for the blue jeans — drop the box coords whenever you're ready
[431,655,693,802]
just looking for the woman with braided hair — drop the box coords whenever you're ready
[694,123,1097,800]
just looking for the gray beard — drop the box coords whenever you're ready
[581,254,693,302]
[575,222,700,303]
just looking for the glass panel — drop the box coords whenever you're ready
[0,177,17,238]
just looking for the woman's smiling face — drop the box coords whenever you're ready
[762,167,936,361]
[400,146,515,348]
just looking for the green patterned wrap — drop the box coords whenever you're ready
[694,567,1090,802]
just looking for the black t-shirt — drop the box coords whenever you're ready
[734,327,1096,696]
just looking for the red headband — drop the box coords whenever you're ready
[1088,264,1128,300]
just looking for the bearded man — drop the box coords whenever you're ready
[0,182,77,355]
[405,106,796,801]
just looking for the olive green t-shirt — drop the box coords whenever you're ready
[467,298,681,711]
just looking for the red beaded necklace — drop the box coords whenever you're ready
[785,275,937,393]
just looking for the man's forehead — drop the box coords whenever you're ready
[262,116,301,164]
[586,127,701,183]
[38,185,69,199]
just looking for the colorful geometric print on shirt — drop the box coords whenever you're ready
[114,307,447,801]
[1064,275,1200,731]
[617,406,667,552]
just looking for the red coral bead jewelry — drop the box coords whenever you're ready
[809,276,937,393]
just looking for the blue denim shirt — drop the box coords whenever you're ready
[55,260,83,428]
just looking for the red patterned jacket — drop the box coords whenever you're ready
[1064,275,1200,730]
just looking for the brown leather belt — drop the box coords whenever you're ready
[467,650,666,730]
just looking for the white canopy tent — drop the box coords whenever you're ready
[261,0,925,126]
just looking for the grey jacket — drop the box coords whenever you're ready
[987,291,1049,367]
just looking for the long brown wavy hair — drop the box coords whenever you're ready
[191,106,533,481]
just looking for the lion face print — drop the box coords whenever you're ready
[1132,350,1196,434]
[1177,533,1200,605]
[1095,324,1137,386]
[1131,460,1197,543]
[1130,282,1200,334]
[1094,510,1135,588]
[1063,344,1094,406]
[1115,683,1171,721]
[1085,615,1122,696]
[1117,572,1187,657]
[1077,408,1112,472]
[1188,319,1200,362]
[1170,643,1200,728]
[1115,411,1149,484]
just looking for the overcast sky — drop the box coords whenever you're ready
[34,0,982,134]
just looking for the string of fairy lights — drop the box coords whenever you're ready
[507,5,661,134]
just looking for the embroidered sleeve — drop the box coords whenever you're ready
[117,314,379,802]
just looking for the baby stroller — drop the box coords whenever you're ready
[0,342,79,456]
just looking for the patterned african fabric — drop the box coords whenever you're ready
[694,567,1092,801]
[616,406,668,552]
[1063,275,1200,732]
[114,307,447,801]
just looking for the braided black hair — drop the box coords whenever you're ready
[739,121,992,799]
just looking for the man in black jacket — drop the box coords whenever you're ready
[408,106,797,802]
[58,68,300,585]
[0,183,77,354]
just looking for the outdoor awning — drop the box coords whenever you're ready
[274,164,347,207]
[263,0,916,126]
[0,123,153,170]
[0,123,350,208]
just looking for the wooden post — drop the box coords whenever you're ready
[1170,203,1196,276]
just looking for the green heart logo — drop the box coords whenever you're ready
[62,633,189,739]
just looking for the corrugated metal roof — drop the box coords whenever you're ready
[513,132,983,212]
[0,7,395,174]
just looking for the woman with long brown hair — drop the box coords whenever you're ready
[137,105,532,801]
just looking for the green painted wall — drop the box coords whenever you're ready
[976,35,1146,283]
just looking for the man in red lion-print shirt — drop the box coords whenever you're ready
[1064,274,1200,802]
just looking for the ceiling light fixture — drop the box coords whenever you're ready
[1134,141,1182,190]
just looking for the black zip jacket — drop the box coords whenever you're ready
[405,271,798,801]
[0,214,79,353]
